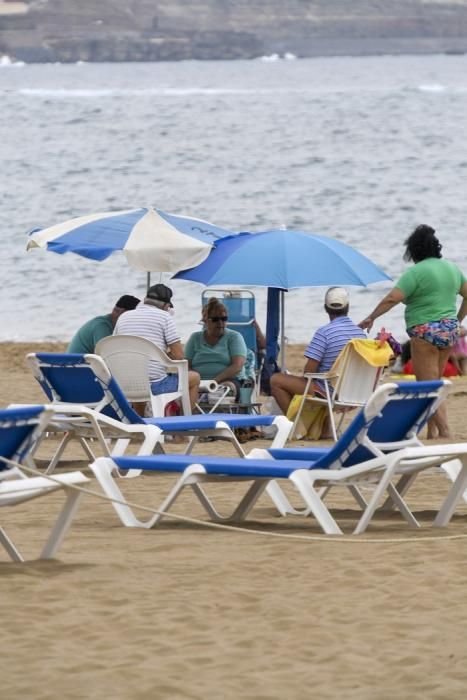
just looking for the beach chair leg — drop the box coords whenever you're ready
[353,463,401,535]
[44,432,72,474]
[290,471,343,535]
[44,432,95,474]
[0,527,24,562]
[265,480,310,516]
[439,459,467,504]
[379,473,416,511]
[230,480,270,522]
[434,457,467,527]
[385,482,420,528]
[91,458,155,528]
[110,438,131,457]
[347,485,368,510]
[149,470,215,526]
[77,436,97,461]
[183,436,199,455]
[270,416,295,449]
[189,478,269,522]
[188,481,222,519]
[40,489,85,559]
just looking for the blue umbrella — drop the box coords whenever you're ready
[174,229,391,369]
[174,229,391,288]
[27,207,235,273]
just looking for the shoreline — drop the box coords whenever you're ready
[3,47,467,65]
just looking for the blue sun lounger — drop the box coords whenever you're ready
[26,353,292,472]
[90,380,467,534]
[0,405,89,561]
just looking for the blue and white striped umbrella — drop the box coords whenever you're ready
[27,207,234,273]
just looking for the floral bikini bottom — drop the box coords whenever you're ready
[407,318,459,348]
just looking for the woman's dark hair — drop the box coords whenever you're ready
[403,224,442,263]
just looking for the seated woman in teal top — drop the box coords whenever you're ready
[185,297,247,399]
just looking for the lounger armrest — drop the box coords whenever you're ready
[303,371,338,381]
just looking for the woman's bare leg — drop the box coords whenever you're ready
[410,337,451,438]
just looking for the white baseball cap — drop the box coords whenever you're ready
[325,287,349,310]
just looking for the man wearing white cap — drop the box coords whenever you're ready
[270,287,365,437]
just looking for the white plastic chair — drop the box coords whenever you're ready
[96,335,191,417]
[290,339,392,441]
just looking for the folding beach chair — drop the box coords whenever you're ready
[27,353,293,472]
[90,380,467,534]
[198,289,263,412]
[289,338,393,441]
[0,405,89,562]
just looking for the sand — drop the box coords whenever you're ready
[1,342,467,699]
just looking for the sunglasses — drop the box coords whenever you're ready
[209,316,228,322]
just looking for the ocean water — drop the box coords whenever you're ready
[1,54,467,346]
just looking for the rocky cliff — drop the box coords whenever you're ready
[1,0,467,62]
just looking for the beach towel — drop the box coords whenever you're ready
[286,395,327,440]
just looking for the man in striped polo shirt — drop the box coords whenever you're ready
[114,283,200,412]
[270,287,365,436]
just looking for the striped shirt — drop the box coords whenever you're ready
[305,316,366,372]
[114,303,180,381]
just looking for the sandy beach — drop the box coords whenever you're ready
[1,342,467,699]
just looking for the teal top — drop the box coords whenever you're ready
[396,258,466,328]
[67,314,113,354]
[185,328,247,380]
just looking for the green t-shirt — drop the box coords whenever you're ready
[67,314,113,354]
[396,258,466,329]
[184,328,247,380]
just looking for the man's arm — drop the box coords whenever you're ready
[303,358,320,374]
[167,340,184,360]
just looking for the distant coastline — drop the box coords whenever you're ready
[1,0,467,63]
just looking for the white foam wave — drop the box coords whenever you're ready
[0,54,25,68]
[418,83,446,92]
[259,52,297,62]
[17,86,297,98]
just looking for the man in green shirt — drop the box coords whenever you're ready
[67,294,140,354]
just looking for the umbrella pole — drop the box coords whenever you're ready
[146,272,151,292]
[280,290,286,372]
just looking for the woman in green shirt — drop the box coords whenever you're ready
[360,225,467,438]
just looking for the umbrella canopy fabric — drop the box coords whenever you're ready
[174,229,391,288]
[174,228,391,371]
[27,207,234,273]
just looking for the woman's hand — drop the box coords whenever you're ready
[358,317,374,331]
[359,288,404,333]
